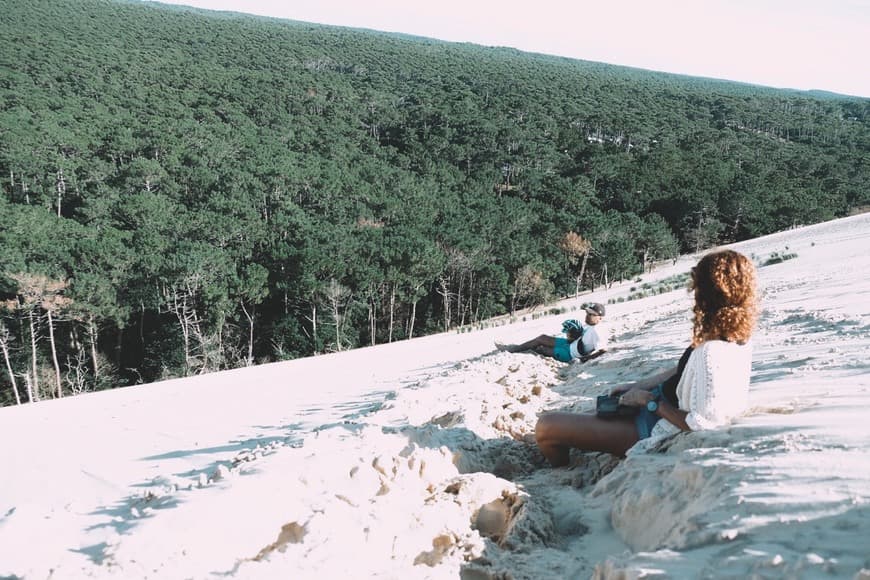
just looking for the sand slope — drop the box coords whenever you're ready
[1,213,869,579]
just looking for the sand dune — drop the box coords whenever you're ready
[1,213,869,578]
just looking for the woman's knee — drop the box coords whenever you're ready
[535,413,561,442]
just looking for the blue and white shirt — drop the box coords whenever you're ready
[568,322,609,358]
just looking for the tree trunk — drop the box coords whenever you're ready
[116,326,124,369]
[28,309,38,402]
[324,280,348,352]
[47,309,63,398]
[408,300,417,339]
[388,284,396,343]
[332,300,342,352]
[214,316,224,372]
[578,250,590,293]
[240,301,255,367]
[23,374,33,405]
[369,300,377,346]
[437,276,450,332]
[467,273,475,325]
[693,212,705,254]
[56,167,66,218]
[311,303,318,354]
[0,326,21,405]
[457,274,465,327]
[179,299,191,372]
[87,316,100,380]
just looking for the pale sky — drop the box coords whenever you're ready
[152,0,870,98]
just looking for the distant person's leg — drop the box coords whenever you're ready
[500,334,557,355]
[543,337,572,362]
[535,413,640,466]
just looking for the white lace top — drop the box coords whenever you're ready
[627,340,752,455]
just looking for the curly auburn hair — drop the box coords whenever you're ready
[690,249,758,347]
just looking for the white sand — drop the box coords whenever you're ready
[1,213,869,579]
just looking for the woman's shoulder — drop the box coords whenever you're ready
[698,339,752,350]
[695,340,752,363]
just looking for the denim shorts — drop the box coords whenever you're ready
[635,408,661,439]
[552,338,572,362]
[635,384,664,439]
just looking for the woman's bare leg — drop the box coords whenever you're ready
[535,412,640,467]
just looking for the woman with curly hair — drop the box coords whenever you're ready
[534,249,758,466]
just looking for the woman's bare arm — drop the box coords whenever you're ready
[654,399,690,431]
[610,365,678,395]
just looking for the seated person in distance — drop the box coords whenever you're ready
[497,303,608,363]
[534,250,758,466]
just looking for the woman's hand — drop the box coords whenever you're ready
[617,387,653,407]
